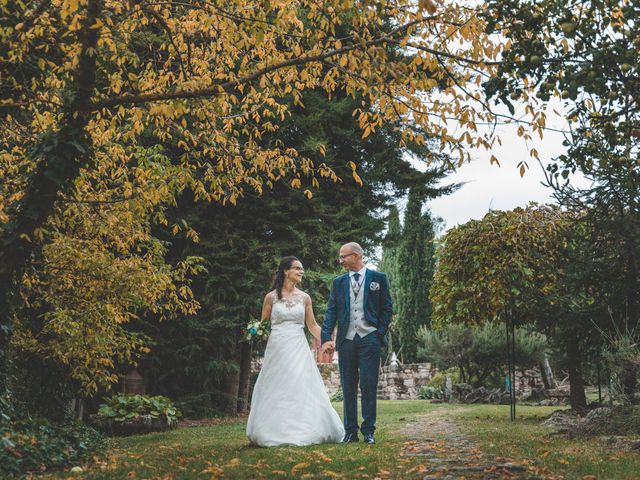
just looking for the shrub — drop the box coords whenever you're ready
[418,385,443,400]
[0,418,102,477]
[600,329,640,404]
[417,322,546,388]
[97,393,181,423]
[427,367,460,390]
[331,389,343,402]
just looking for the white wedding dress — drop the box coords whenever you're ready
[246,292,345,447]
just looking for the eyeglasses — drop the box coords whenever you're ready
[290,266,304,271]
[338,253,357,261]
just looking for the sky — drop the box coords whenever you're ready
[417,100,592,232]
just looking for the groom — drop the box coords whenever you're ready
[321,242,393,445]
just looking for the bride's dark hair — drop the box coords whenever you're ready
[271,256,300,299]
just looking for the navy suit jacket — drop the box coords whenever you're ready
[321,269,393,351]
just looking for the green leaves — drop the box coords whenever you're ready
[97,394,182,426]
[0,417,102,477]
[431,205,570,329]
[417,322,547,386]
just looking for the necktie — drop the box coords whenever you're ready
[351,272,362,298]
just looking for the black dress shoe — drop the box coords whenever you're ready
[364,433,375,444]
[341,432,359,443]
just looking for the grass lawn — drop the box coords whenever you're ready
[37,401,438,479]
[34,401,640,479]
[456,404,640,480]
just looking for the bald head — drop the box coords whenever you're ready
[342,242,363,255]
[339,242,364,271]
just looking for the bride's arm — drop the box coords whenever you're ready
[261,292,273,322]
[304,294,321,341]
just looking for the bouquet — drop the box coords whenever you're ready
[243,317,270,342]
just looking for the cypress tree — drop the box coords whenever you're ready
[395,189,436,363]
[379,206,402,352]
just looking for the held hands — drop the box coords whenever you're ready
[321,341,335,355]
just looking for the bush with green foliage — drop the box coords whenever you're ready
[419,367,461,400]
[0,418,102,477]
[599,329,640,405]
[96,394,181,427]
[427,367,461,391]
[418,385,443,400]
[331,389,343,402]
[417,322,546,388]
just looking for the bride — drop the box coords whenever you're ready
[246,256,345,447]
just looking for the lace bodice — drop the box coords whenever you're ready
[270,291,307,326]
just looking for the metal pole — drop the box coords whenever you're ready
[597,362,602,403]
[510,319,516,420]
[505,317,516,421]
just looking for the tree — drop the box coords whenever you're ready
[5,144,203,419]
[485,0,640,399]
[379,206,401,351]
[0,0,520,401]
[431,205,566,327]
[395,189,438,362]
[430,204,594,411]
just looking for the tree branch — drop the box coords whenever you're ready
[91,19,425,110]
[392,39,502,66]
[140,4,189,80]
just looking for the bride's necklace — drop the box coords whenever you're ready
[280,288,299,308]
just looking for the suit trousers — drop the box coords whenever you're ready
[338,332,380,436]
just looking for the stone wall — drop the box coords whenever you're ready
[377,363,438,400]
[315,362,438,400]
[254,357,551,402]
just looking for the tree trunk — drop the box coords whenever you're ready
[540,353,556,389]
[237,341,252,414]
[565,334,587,412]
[220,332,242,416]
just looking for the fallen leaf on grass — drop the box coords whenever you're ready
[226,458,241,467]
[581,476,597,480]
[200,463,224,478]
[291,462,310,475]
[312,450,332,462]
[320,470,340,478]
[405,465,427,474]
[270,470,287,475]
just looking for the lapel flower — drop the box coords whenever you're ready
[369,281,380,291]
